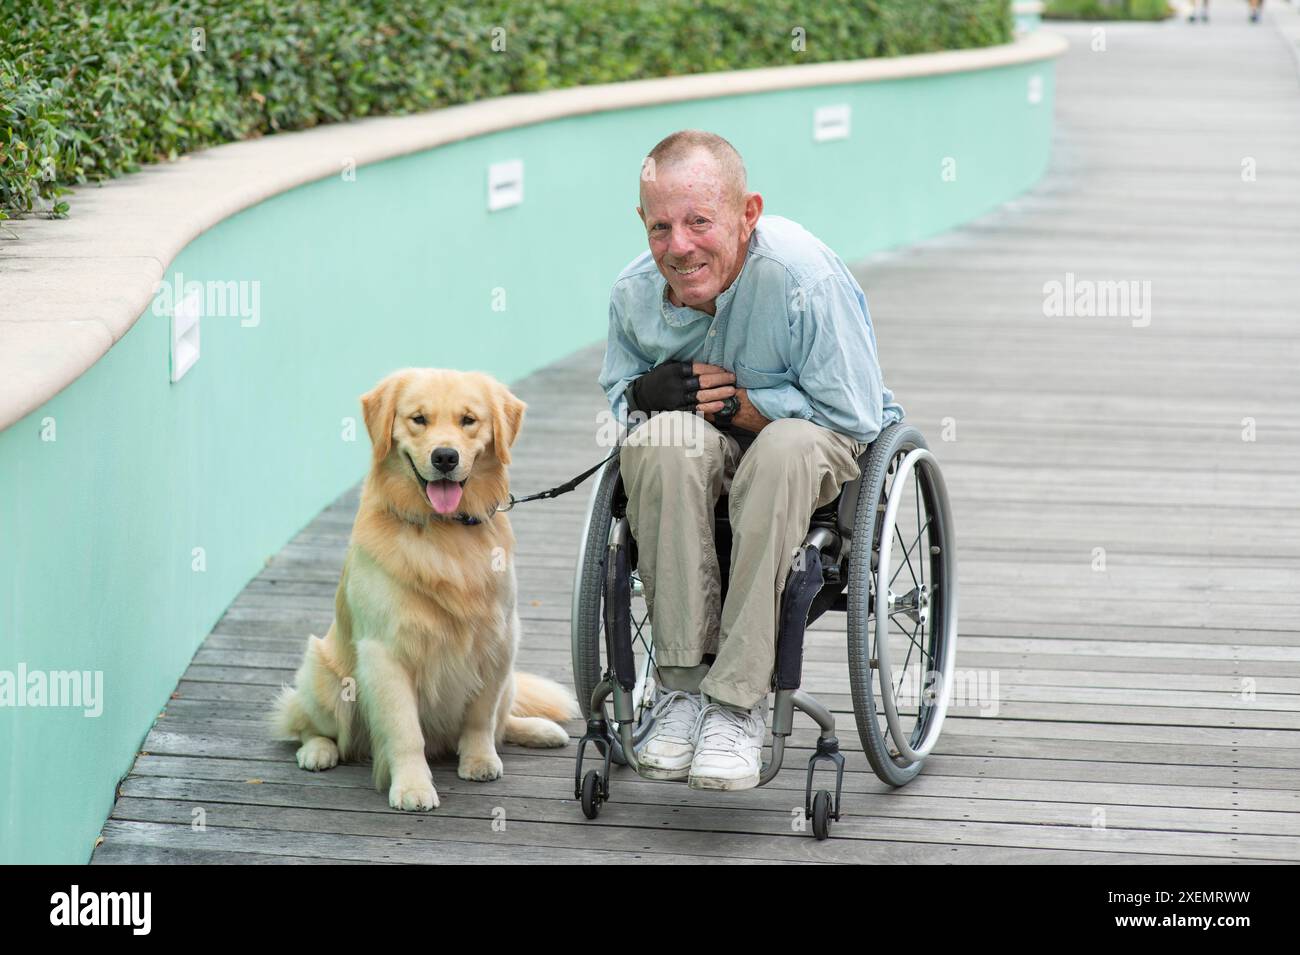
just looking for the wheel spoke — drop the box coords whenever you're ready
[888,611,933,671]
[893,620,917,699]
[891,523,920,590]
[889,613,930,732]
[630,606,651,642]
[916,477,926,592]
[889,514,931,590]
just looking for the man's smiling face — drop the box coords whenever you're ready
[637,150,761,316]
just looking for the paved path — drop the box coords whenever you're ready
[93,14,1300,864]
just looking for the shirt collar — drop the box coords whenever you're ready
[658,231,757,328]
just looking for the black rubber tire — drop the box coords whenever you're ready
[572,458,620,722]
[812,790,833,840]
[847,423,935,788]
[572,454,651,768]
[580,770,603,820]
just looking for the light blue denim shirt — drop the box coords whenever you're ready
[598,214,904,443]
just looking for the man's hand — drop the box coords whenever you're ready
[694,362,772,433]
[631,361,771,433]
[630,360,736,415]
[702,387,769,433]
[690,361,736,412]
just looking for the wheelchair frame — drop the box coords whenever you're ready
[570,421,958,840]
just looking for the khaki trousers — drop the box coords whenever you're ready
[619,411,868,710]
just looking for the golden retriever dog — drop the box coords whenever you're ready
[270,367,578,810]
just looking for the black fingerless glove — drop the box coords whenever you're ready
[627,360,699,414]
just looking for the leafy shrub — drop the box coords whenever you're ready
[1044,0,1171,20]
[0,0,1012,220]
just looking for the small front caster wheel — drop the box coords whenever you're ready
[812,790,833,840]
[581,770,604,819]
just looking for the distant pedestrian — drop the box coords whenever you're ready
[1187,0,1209,22]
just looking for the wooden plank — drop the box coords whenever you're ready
[115,773,1299,842]
[124,748,1300,805]
[91,844,375,865]
[104,792,1296,862]
[95,820,793,866]
[125,753,1300,815]
[134,722,1300,784]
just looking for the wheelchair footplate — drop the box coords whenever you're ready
[574,681,847,840]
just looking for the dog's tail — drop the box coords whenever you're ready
[512,671,581,722]
[269,683,309,740]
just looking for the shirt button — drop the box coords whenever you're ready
[708,329,716,337]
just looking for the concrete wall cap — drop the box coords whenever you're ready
[0,31,1067,431]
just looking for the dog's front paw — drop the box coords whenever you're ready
[296,736,339,771]
[457,751,503,782]
[389,770,439,811]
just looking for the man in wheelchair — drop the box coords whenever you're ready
[597,129,904,791]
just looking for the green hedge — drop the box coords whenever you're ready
[1043,0,1171,20]
[0,0,1012,221]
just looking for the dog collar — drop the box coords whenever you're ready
[385,501,489,528]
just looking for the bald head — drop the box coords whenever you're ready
[640,129,747,213]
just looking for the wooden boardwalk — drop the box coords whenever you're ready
[93,18,1300,864]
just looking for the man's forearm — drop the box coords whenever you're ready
[703,388,770,433]
[729,389,771,432]
[743,382,815,425]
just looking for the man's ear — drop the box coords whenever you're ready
[360,373,401,465]
[490,382,527,467]
[742,191,763,234]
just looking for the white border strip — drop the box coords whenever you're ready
[0,31,1067,431]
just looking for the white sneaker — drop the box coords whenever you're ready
[634,689,704,780]
[687,696,767,791]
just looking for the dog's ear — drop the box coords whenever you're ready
[360,373,401,464]
[490,381,527,467]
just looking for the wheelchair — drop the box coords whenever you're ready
[570,420,958,840]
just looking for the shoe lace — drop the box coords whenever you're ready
[691,702,762,751]
[646,689,701,736]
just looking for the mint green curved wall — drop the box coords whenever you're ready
[0,57,1056,863]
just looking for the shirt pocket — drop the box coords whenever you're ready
[734,358,795,391]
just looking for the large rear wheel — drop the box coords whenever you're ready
[847,424,959,787]
[571,457,657,763]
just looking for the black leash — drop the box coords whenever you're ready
[495,403,747,517]
[403,445,622,526]
[496,446,621,513]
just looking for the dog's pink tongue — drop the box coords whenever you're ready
[426,479,463,515]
